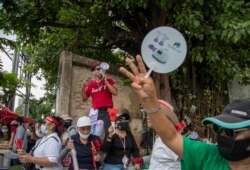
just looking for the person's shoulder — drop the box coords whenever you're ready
[89,134,100,140]
[106,78,115,83]
[126,130,134,136]
[47,133,61,144]
[183,136,216,149]
[71,133,80,140]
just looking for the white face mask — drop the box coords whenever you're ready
[78,131,90,139]
[35,129,44,138]
[1,128,8,133]
[40,124,48,135]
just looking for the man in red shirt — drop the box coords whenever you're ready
[82,63,118,134]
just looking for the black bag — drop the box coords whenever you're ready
[140,129,154,149]
[23,163,36,170]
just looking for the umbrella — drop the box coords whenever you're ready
[0,106,34,123]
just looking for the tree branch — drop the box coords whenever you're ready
[40,22,84,29]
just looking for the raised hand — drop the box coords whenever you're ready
[94,153,101,162]
[108,125,115,134]
[119,55,157,101]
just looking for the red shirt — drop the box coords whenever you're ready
[10,125,17,134]
[85,78,115,108]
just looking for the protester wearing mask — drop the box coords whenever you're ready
[26,120,44,153]
[66,116,102,170]
[60,115,74,145]
[0,124,10,141]
[119,55,250,170]
[18,116,63,170]
[0,124,12,168]
[12,117,27,165]
[102,111,140,170]
[59,115,74,169]
[0,121,18,168]
[9,120,17,147]
[82,62,118,135]
[34,120,44,138]
[146,100,181,170]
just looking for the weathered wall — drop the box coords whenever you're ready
[56,51,142,124]
[228,81,250,102]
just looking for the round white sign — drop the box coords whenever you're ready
[141,26,187,74]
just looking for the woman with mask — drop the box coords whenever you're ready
[60,115,74,146]
[0,121,18,168]
[18,116,63,170]
[102,111,140,170]
[0,124,11,168]
[65,116,102,170]
[34,120,45,139]
[26,120,44,153]
[0,124,10,142]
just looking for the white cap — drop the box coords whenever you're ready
[77,116,92,127]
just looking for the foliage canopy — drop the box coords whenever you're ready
[0,0,249,126]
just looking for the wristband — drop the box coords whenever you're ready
[144,106,161,114]
[175,122,185,131]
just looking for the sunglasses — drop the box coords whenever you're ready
[213,124,249,138]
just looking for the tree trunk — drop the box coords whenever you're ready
[153,73,172,103]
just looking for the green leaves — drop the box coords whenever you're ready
[0,72,20,91]
[0,0,249,107]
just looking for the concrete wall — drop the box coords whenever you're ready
[56,51,141,124]
[228,80,250,102]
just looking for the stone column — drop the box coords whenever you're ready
[56,51,73,117]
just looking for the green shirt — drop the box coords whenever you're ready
[181,137,230,170]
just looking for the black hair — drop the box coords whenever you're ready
[0,123,11,140]
[51,116,64,137]
[15,117,23,124]
[116,110,130,121]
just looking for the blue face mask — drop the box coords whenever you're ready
[35,129,44,138]
[40,124,48,135]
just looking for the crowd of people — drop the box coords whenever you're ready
[0,58,249,170]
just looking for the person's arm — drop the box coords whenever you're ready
[82,80,89,101]
[8,131,15,147]
[19,155,56,167]
[102,126,115,153]
[104,78,118,96]
[57,139,71,161]
[13,126,24,151]
[15,126,23,139]
[119,55,184,159]
[102,133,113,153]
[129,132,140,158]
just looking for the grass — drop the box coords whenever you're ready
[9,165,22,170]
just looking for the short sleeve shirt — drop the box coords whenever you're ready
[181,137,230,170]
[13,125,27,151]
[33,133,63,170]
[149,137,180,170]
[85,78,115,108]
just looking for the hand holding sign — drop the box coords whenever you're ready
[141,26,187,77]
